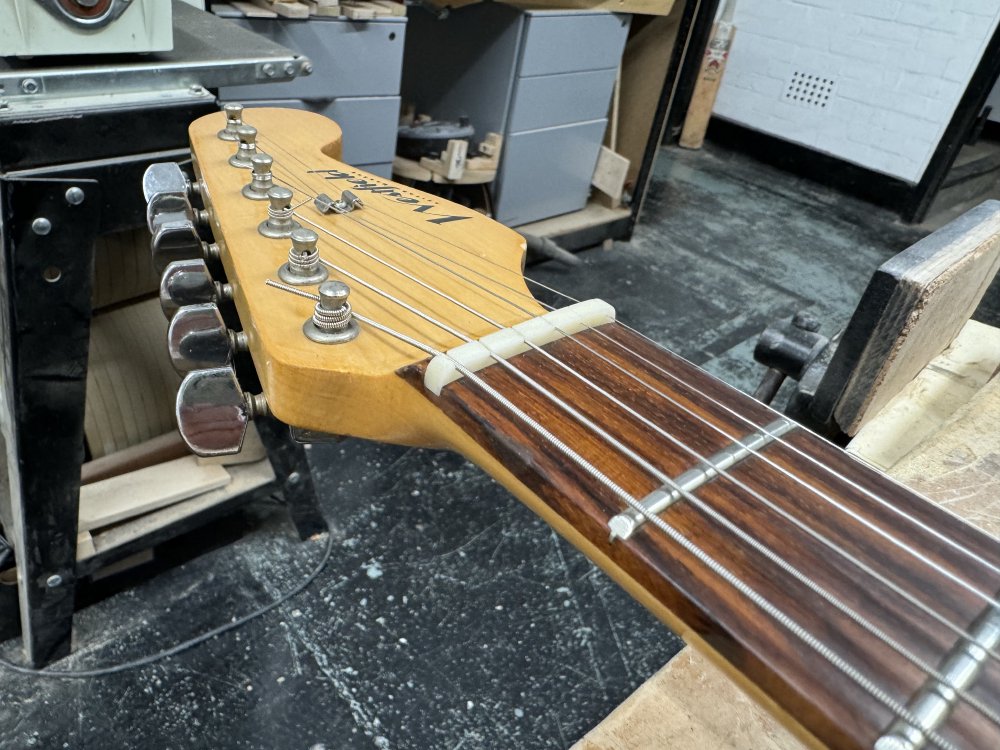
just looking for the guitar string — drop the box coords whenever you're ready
[272,182,1000,727]
[258,152,1000,619]
[329,209,1000,668]
[322,180,1000,587]
[264,279,962,750]
[291,195,1000,663]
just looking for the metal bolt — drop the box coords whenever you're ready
[301,61,314,76]
[288,471,301,485]
[20,78,39,95]
[262,63,276,78]
[46,574,62,588]
[283,63,295,76]
[65,187,85,206]
[31,217,52,236]
[189,84,207,96]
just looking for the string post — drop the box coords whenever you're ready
[303,280,359,345]
[278,228,328,286]
[229,125,258,168]
[258,186,300,239]
[218,103,244,141]
[242,153,274,200]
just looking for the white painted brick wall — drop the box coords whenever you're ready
[713,0,1000,184]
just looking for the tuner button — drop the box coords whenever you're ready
[160,259,226,319]
[168,303,247,373]
[230,125,259,169]
[176,366,265,457]
[146,192,193,234]
[143,162,192,203]
[151,218,205,273]
[218,103,244,141]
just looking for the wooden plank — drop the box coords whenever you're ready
[617,11,683,188]
[827,201,1000,434]
[78,456,231,532]
[847,319,1000,472]
[421,0,676,16]
[85,298,182,459]
[370,0,406,16]
[232,1,278,16]
[82,431,189,485]
[341,3,376,19]
[591,146,631,207]
[81,459,275,559]
[515,199,630,235]
[251,0,309,18]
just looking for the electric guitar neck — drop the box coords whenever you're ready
[157,107,1000,749]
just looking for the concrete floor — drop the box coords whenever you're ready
[0,143,956,749]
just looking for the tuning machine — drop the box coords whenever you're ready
[176,366,267,457]
[167,303,248,373]
[151,218,221,273]
[143,162,207,233]
[160,259,233,320]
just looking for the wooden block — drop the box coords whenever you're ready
[314,5,341,15]
[85,298,182,460]
[234,0,278,16]
[82,459,276,560]
[341,2,376,18]
[78,456,231,532]
[82,430,189,485]
[251,0,309,18]
[847,319,1000,472]
[573,647,805,750]
[823,201,1000,435]
[370,0,406,15]
[591,146,630,207]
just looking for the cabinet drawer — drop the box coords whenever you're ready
[519,13,629,77]
[494,119,607,226]
[508,69,618,132]
[220,18,406,99]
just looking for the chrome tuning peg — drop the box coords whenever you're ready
[151,217,220,273]
[176,366,267,457]
[160,259,233,320]
[230,125,259,168]
[167,303,248,373]
[259,186,300,239]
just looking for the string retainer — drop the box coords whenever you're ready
[315,190,364,215]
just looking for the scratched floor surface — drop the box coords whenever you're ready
[0,143,943,749]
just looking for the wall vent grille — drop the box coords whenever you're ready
[785,71,835,108]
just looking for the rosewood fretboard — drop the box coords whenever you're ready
[403,323,1000,750]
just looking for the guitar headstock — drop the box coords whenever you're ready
[156,107,541,451]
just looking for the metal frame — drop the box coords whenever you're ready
[0,2,327,668]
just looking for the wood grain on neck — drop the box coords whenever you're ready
[402,323,1000,750]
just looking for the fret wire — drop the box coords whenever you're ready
[279,296,961,750]
[264,149,1000,657]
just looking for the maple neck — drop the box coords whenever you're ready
[404,323,1000,750]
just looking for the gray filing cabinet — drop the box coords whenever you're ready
[219,17,406,178]
[403,6,629,226]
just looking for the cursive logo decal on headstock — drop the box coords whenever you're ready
[310,169,472,226]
